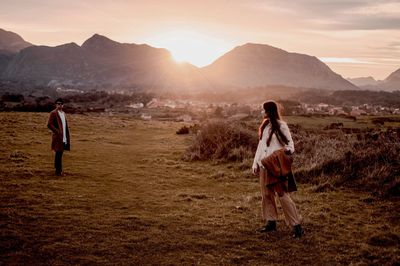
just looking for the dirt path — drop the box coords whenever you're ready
[0,113,398,265]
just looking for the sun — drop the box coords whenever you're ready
[145,30,232,67]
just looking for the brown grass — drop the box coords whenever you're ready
[292,127,400,197]
[185,118,399,198]
[183,121,257,162]
[0,112,399,265]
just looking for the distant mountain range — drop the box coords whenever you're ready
[347,76,379,87]
[347,70,400,91]
[0,28,399,92]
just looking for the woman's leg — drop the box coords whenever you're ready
[259,168,278,221]
[278,193,301,226]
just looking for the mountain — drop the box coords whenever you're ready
[349,69,400,91]
[0,53,14,74]
[383,68,400,90]
[2,34,209,90]
[347,76,378,87]
[1,31,361,92]
[0,29,33,75]
[0,28,32,53]
[202,43,358,90]
[4,42,87,84]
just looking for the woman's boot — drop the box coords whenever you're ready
[258,220,277,232]
[293,224,304,238]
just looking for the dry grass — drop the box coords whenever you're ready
[185,117,399,197]
[183,121,257,162]
[0,112,399,265]
[291,126,400,197]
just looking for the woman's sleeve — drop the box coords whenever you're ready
[281,122,295,153]
[252,139,262,168]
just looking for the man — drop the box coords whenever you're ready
[47,98,70,176]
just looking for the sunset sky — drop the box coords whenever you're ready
[1,0,399,80]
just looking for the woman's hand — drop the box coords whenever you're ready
[252,164,260,176]
[284,147,292,155]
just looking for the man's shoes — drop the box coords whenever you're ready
[55,171,63,176]
[293,224,304,238]
[257,220,277,232]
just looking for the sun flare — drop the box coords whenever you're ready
[145,30,233,67]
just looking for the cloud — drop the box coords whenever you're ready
[248,0,400,31]
[348,2,400,15]
[319,57,371,64]
[324,17,400,30]
[388,42,400,47]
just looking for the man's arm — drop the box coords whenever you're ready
[47,112,59,134]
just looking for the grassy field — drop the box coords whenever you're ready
[0,112,399,265]
[285,114,400,129]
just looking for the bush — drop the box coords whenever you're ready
[183,121,258,162]
[294,130,400,197]
[1,93,24,102]
[176,126,190,135]
[184,120,400,198]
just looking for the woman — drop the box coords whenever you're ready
[252,101,303,238]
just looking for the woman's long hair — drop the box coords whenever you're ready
[258,101,288,146]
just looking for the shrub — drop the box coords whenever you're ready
[294,130,400,197]
[176,126,190,135]
[184,120,400,197]
[1,93,24,102]
[183,121,258,162]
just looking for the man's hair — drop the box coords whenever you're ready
[55,98,64,104]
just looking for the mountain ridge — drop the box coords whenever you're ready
[202,43,358,90]
[0,29,362,91]
[347,69,400,91]
[0,28,32,53]
[347,76,378,87]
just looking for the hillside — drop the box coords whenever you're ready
[2,33,209,91]
[0,28,32,53]
[0,29,33,75]
[347,76,378,87]
[202,43,358,90]
[384,68,400,90]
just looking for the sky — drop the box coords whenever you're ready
[1,0,400,80]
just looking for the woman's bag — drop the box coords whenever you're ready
[261,148,293,178]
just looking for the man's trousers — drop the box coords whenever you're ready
[54,150,63,175]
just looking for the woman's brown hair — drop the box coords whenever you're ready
[258,101,288,146]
